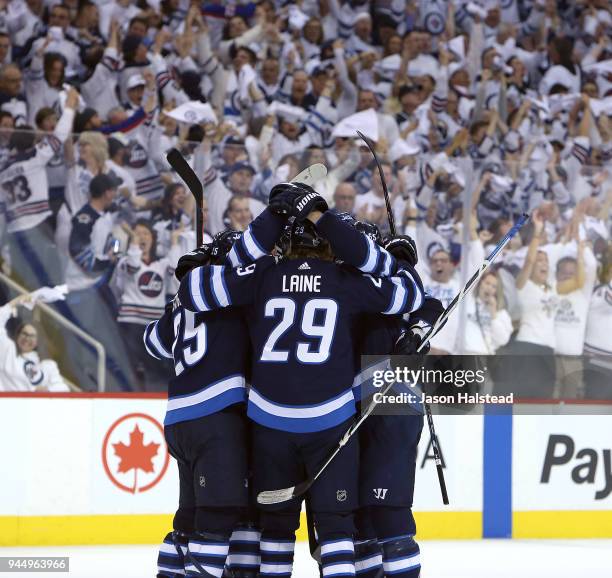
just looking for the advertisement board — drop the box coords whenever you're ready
[1,395,610,545]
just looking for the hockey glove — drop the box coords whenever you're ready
[394,329,430,356]
[175,245,213,282]
[269,183,328,220]
[384,235,418,267]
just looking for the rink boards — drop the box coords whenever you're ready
[0,394,610,546]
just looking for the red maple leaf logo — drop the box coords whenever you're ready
[112,424,160,493]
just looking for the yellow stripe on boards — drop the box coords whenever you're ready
[0,512,482,546]
[0,515,173,546]
[513,511,612,538]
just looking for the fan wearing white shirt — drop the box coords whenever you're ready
[553,241,598,399]
[0,293,69,392]
[583,247,612,400]
[416,216,485,355]
[29,4,80,72]
[499,211,578,398]
[459,271,513,356]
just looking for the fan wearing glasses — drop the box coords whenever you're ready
[0,293,69,392]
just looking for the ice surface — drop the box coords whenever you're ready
[2,539,611,577]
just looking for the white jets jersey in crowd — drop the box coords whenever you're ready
[1,138,58,233]
[113,245,181,325]
[0,304,68,392]
[0,107,74,233]
[123,114,165,203]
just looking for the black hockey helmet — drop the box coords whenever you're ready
[210,229,242,264]
[278,218,328,255]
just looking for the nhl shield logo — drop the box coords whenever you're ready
[199,476,206,487]
[336,489,347,502]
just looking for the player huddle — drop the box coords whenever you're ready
[144,180,443,578]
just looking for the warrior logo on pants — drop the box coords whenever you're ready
[373,488,388,500]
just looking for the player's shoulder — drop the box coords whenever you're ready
[232,254,276,277]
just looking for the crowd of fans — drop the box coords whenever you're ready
[0,0,610,398]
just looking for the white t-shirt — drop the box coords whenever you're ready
[516,279,559,349]
[584,282,612,356]
[418,271,460,354]
[460,294,513,355]
[554,249,598,356]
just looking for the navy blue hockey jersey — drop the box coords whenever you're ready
[144,207,286,426]
[144,305,250,425]
[352,294,444,405]
[178,256,425,433]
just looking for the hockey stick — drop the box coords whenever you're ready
[291,162,327,186]
[257,213,529,505]
[357,130,396,235]
[166,148,204,247]
[357,128,450,502]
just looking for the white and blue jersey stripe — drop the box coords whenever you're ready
[178,256,424,433]
[143,307,250,426]
[247,387,356,434]
[142,208,288,426]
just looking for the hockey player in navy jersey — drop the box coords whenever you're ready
[350,222,444,578]
[144,206,288,578]
[178,184,426,578]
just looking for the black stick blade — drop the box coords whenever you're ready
[356,131,396,236]
[166,148,204,247]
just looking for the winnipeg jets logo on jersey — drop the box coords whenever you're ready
[139,271,164,298]
[128,142,148,169]
[373,488,388,500]
[23,360,44,386]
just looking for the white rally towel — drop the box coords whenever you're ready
[331,108,378,142]
[590,97,612,118]
[166,101,218,125]
[23,285,69,310]
[238,64,257,101]
[267,101,308,122]
[582,59,612,76]
[288,5,310,30]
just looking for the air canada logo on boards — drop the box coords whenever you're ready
[102,413,169,494]
[139,271,164,298]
